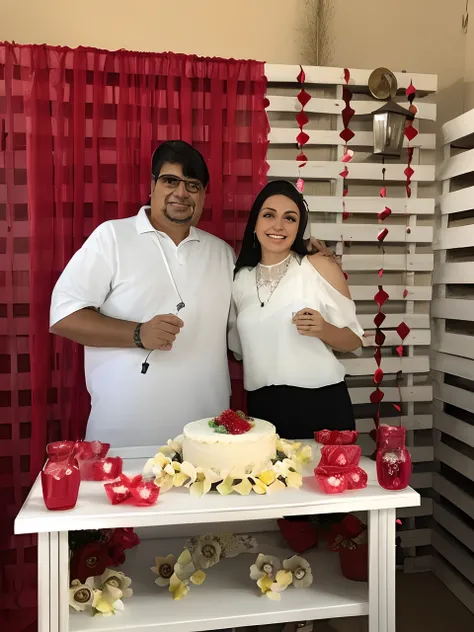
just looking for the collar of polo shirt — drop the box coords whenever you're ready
[135,206,201,243]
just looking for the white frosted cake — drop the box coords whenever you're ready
[182,413,276,478]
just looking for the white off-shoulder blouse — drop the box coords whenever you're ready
[229,255,365,392]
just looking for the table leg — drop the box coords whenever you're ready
[38,532,69,632]
[38,533,51,632]
[368,508,396,632]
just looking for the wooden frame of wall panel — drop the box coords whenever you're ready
[264,64,436,568]
[432,108,474,613]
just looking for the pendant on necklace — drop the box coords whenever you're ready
[260,302,264,307]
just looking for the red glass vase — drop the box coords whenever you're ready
[41,454,81,511]
[376,426,411,491]
[339,543,368,582]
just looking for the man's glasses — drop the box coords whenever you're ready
[155,175,202,194]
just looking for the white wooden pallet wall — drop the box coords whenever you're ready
[432,108,474,612]
[264,64,437,570]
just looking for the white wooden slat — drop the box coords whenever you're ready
[440,107,474,145]
[264,64,438,92]
[433,262,474,284]
[363,330,431,347]
[305,196,435,216]
[431,351,474,382]
[410,472,433,489]
[398,498,433,518]
[357,313,430,329]
[432,530,474,585]
[433,558,474,615]
[433,224,474,250]
[266,95,436,121]
[310,223,432,243]
[268,160,435,182]
[342,356,429,376]
[434,332,474,360]
[404,555,433,573]
[269,128,436,150]
[355,415,432,434]
[431,298,474,322]
[342,254,433,272]
[350,285,432,301]
[432,473,474,521]
[434,383,474,416]
[399,529,431,548]
[434,503,474,554]
[349,385,432,405]
[435,441,474,483]
[434,410,474,448]
[438,185,474,215]
[439,146,474,180]
[410,446,435,462]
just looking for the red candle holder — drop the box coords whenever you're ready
[41,456,81,511]
[376,426,411,491]
[46,441,76,460]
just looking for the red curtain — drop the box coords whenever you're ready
[0,42,269,629]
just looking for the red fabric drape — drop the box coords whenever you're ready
[0,42,269,629]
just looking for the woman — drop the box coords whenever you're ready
[230,180,364,440]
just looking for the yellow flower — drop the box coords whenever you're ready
[175,549,197,581]
[285,470,303,489]
[257,574,275,597]
[252,479,267,495]
[92,590,124,616]
[169,573,189,600]
[267,479,286,493]
[143,452,173,478]
[277,438,301,457]
[97,569,133,601]
[190,570,206,585]
[272,570,293,593]
[232,478,253,496]
[216,475,234,495]
[258,470,276,486]
[154,471,175,493]
[295,444,313,465]
[256,570,292,600]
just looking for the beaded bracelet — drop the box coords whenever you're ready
[133,323,145,349]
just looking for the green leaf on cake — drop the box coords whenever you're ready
[208,419,228,434]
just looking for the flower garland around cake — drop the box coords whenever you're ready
[151,533,258,600]
[143,411,312,497]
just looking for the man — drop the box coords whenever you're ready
[50,141,235,447]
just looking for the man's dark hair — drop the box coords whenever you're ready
[151,140,210,187]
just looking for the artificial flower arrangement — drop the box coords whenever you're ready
[327,514,368,582]
[68,528,139,616]
[143,420,312,497]
[151,533,258,600]
[250,553,313,600]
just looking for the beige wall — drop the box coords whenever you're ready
[0,0,467,123]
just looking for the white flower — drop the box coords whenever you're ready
[187,467,222,498]
[250,553,281,580]
[143,453,173,479]
[276,438,301,458]
[69,579,94,611]
[174,549,197,581]
[192,535,222,569]
[151,554,176,587]
[93,569,133,602]
[283,556,313,589]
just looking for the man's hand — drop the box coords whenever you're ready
[292,308,327,338]
[140,314,184,351]
[306,237,341,267]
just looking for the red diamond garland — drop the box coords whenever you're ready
[339,70,354,222]
[371,284,389,427]
[295,65,311,179]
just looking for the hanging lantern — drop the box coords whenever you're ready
[368,68,414,158]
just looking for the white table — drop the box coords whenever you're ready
[15,449,420,632]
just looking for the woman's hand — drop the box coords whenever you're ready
[292,308,327,338]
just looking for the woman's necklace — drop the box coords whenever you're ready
[256,254,293,307]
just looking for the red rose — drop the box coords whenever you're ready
[109,545,126,566]
[340,514,366,539]
[70,541,112,583]
[278,519,318,553]
[109,528,140,551]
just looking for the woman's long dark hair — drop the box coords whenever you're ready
[234,180,309,277]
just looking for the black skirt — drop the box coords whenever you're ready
[246,381,355,440]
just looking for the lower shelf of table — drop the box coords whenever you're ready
[69,532,369,632]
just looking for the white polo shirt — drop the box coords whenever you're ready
[50,207,235,448]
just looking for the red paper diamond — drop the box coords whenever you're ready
[370,388,385,404]
[378,206,392,221]
[296,178,305,192]
[296,111,309,128]
[375,329,386,346]
[404,124,418,142]
[393,404,402,412]
[377,228,389,242]
[342,148,354,163]
[380,186,387,198]
[378,268,384,277]
[342,106,355,128]
[403,289,409,298]
[342,86,352,102]
[339,167,349,178]
[297,89,311,107]
[406,82,416,97]
[296,131,310,146]
[396,345,403,357]
[409,104,418,115]
[374,312,386,328]
[406,184,412,198]
[297,66,306,84]
[263,97,270,109]
[404,166,415,179]
[374,347,382,366]
[340,128,355,143]
[297,152,308,164]
[397,322,411,340]
[374,368,384,385]
[343,271,349,280]
[374,287,389,307]
[343,187,349,197]
[407,147,414,161]
[343,211,350,221]
[343,68,351,84]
